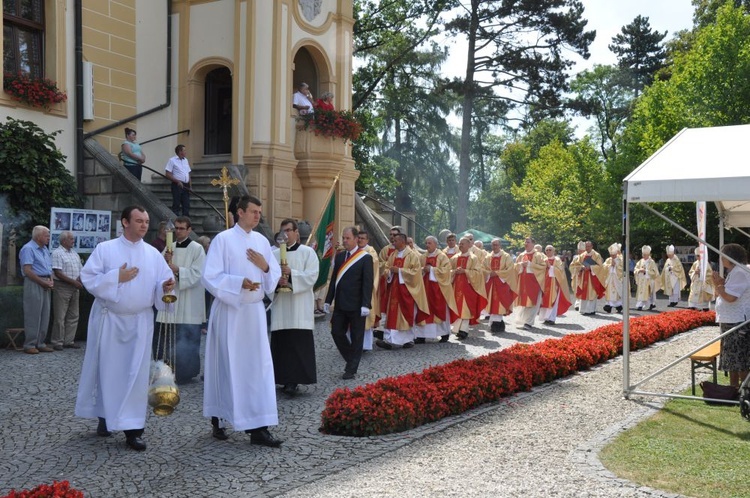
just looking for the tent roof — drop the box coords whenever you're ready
[456,229,506,245]
[623,124,750,227]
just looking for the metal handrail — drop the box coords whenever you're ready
[140,129,190,146]
[356,191,433,238]
[136,162,225,221]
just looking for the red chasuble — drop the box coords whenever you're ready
[450,255,487,325]
[415,255,449,324]
[517,252,542,306]
[485,256,516,314]
[384,255,416,329]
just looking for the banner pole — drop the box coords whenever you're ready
[307,173,341,246]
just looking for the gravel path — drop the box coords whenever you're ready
[281,326,716,498]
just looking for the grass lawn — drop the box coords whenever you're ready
[600,382,750,498]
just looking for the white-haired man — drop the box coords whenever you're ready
[661,245,687,307]
[415,236,456,343]
[483,238,517,332]
[634,245,660,311]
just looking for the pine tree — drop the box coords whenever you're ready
[609,15,668,96]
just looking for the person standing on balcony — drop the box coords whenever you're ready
[165,144,192,217]
[121,127,145,181]
[293,82,314,115]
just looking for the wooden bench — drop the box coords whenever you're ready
[690,342,721,395]
[5,328,24,351]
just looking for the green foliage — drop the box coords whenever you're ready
[508,139,615,248]
[0,117,82,237]
[609,15,668,95]
[569,65,635,161]
[613,3,750,251]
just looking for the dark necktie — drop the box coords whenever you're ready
[345,251,351,262]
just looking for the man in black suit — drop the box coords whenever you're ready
[325,226,374,380]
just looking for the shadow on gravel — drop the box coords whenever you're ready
[543,322,585,331]
[497,331,534,343]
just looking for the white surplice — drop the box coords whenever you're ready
[75,236,173,431]
[269,244,319,332]
[201,225,282,431]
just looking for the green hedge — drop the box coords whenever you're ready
[0,285,93,348]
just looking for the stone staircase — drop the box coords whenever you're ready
[147,156,274,240]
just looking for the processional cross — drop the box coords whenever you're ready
[211,166,241,229]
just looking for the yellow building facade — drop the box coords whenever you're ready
[2,0,357,231]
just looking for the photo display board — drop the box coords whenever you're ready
[50,207,112,252]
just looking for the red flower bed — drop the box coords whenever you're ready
[2,481,83,498]
[320,310,716,436]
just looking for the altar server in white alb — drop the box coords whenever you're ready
[201,195,283,447]
[661,244,687,307]
[155,216,206,384]
[269,218,320,396]
[75,206,175,452]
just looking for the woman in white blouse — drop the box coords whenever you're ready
[712,244,750,388]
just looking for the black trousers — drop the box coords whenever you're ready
[170,182,190,216]
[330,309,365,374]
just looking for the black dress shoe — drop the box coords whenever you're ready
[97,417,111,437]
[342,371,355,380]
[616,306,623,313]
[439,335,449,343]
[603,305,612,313]
[126,436,147,451]
[402,341,415,349]
[649,304,657,310]
[375,339,392,350]
[457,331,469,340]
[414,337,426,344]
[249,428,282,448]
[282,384,299,395]
[212,426,228,440]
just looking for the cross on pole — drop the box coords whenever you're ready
[211,166,241,229]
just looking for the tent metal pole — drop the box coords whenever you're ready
[622,192,631,397]
[719,216,725,277]
[629,321,748,390]
[730,226,750,240]
[627,390,740,405]
[640,203,749,274]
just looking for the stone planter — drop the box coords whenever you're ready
[294,128,349,161]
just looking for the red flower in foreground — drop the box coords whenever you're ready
[320,310,716,436]
[2,480,83,498]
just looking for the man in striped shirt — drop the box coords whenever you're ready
[51,231,83,349]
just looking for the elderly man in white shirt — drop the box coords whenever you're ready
[165,144,191,216]
[51,231,84,349]
[292,82,314,115]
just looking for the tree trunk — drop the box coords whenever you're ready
[456,0,480,232]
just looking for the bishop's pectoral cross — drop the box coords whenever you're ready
[211,167,241,229]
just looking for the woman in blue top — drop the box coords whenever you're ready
[121,127,145,180]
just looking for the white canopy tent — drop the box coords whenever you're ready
[622,123,750,403]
